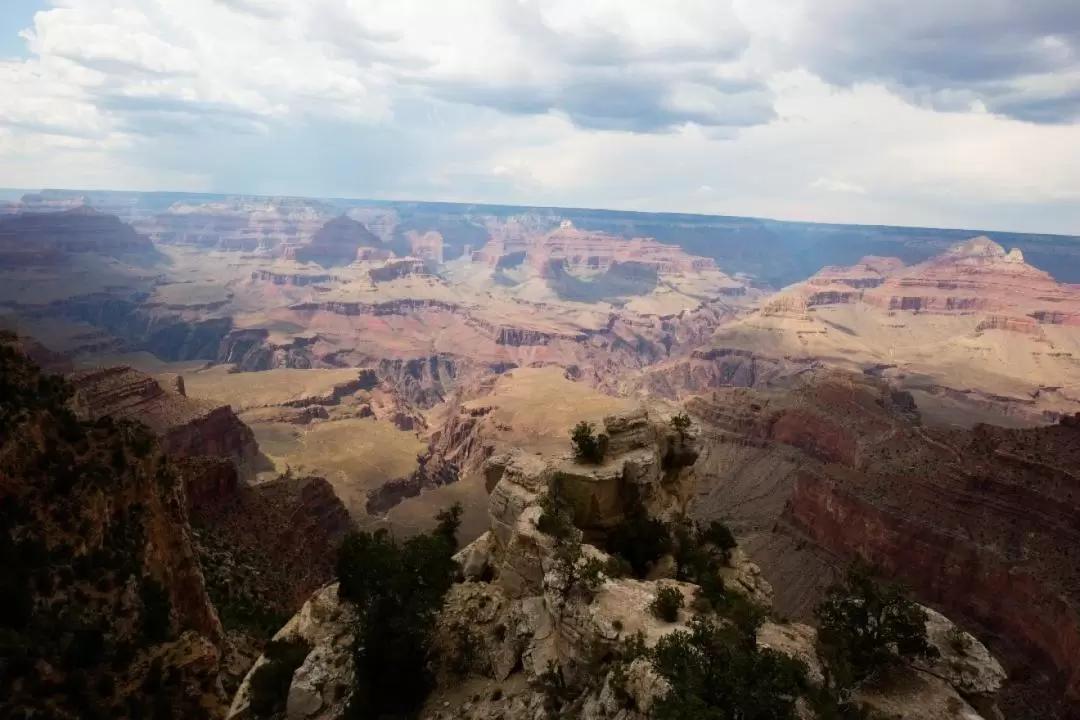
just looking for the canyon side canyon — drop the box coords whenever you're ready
[2,189,1080,718]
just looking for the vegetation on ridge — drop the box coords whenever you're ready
[570,420,609,464]
[336,502,464,719]
[0,334,219,719]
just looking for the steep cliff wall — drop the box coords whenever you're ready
[70,365,261,502]
[688,373,1080,712]
[0,336,226,718]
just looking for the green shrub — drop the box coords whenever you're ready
[814,561,937,690]
[650,616,807,720]
[248,637,312,718]
[570,421,608,465]
[650,586,684,623]
[337,506,461,719]
[550,531,604,607]
[701,520,738,565]
[669,412,692,439]
[537,475,576,540]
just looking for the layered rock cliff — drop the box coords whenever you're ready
[0,334,226,718]
[69,365,261,502]
[292,215,382,267]
[688,372,1080,716]
[0,206,158,263]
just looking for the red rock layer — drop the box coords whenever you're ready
[691,374,1080,703]
[860,237,1080,325]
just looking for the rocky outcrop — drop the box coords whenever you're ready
[250,270,338,286]
[289,298,461,317]
[474,225,721,276]
[858,237,1080,325]
[365,399,488,515]
[293,215,382,267]
[637,348,821,399]
[70,365,261,493]
[226,584,357,720]
[368,256,430,282]
[237,406,1008,720]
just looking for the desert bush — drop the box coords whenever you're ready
[650,616,807,720]
[537,474,577,540]
[701,520,738,565]
[669,412,692,439]
[248,637,312,718]
[650,586,684,623]
[570,421,609,464]
[550,531,604,607]
[814,561,937,690]
[337,504,462,719]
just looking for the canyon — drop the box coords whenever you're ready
[3,189,1080,716]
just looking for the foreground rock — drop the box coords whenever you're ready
[0,336,226,718]
[229,409,1006,720]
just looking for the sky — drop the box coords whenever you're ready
[0,1,1079,234]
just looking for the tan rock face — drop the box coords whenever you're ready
[858,237,1080,323]
[138,198,339,253]
[473,226,720,276]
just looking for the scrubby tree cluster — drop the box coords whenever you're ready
[814,561,937,692]
[669,412,692,440]
[336,503,463,719]
[570,421,609,464]
[649,586,684,623]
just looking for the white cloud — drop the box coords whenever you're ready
[811,177,866,195]
[0,0,1077,235]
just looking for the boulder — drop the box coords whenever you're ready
[228,584,356,719]
[916,606,1007,698]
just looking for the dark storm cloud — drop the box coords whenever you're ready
[422,73,774,132]
[795,0,1080,123]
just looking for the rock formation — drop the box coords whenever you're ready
[69,365,261,502]
[138,198,338,253]
[0,336,227,718]
[688,371,1080,715]
[292,215,382,267]
[473,225,719,276]
[0,206,158,266]
[228,408,1005,720]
